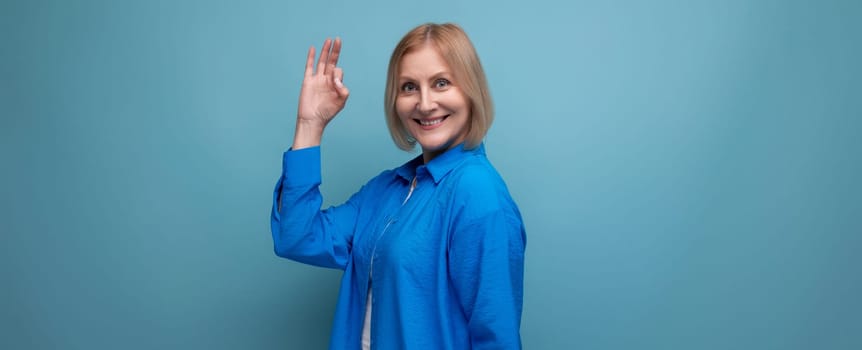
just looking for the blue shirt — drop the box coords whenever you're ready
[271,143,525,349]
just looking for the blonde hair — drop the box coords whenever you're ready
[384,23,494,151]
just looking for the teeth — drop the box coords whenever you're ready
[419,117,444,126]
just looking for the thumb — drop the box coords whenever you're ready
[333,68,349,97]
[335,80,350,98]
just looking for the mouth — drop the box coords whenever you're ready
[414,115,449,128]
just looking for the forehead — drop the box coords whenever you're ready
[398,44,451,76]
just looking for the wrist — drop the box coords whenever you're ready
[292,119,325,150]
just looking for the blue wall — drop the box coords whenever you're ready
[2,0,860,348]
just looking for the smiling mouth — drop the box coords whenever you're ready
[414,115,449,126]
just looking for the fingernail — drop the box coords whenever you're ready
[334,78,343,87]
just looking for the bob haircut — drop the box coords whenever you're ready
[384,23,494,151]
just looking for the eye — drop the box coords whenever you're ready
[401,82,417,92]
[434,78,451,89]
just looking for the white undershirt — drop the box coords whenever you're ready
[361,287,372,350]
[362,177,415,350]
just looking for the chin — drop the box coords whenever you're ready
[417,138,456,153]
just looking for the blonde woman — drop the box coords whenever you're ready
[271,23,525,349]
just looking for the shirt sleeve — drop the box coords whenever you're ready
[448,210,526,349]
[270,146,364,270]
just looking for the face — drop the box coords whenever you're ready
[396,44,471,163]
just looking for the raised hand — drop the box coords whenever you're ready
[296,37,350,127]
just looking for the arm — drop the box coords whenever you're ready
[269,37,354,269]
[270,146,364,269]
[449,211,526,349]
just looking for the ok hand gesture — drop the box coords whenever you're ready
[296,37,350,129]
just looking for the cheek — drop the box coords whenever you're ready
[395,98,413,119]
[442,91,469,113]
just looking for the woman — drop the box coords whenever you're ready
[271,23,525,349]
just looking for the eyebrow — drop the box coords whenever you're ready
[398,71,451,81]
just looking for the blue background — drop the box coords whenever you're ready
[2,0,860,349]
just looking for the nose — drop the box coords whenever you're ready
[417,89,436,115]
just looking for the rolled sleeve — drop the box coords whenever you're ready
[282,146,321,187]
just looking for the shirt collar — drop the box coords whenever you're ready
[394,143,486,184]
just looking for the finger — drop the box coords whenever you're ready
[333,67,344,83]
[333,68,348,97]
[316,38,332,75]
[336,80,350,98]
[304,46,315,77]
[325,37,342,76]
